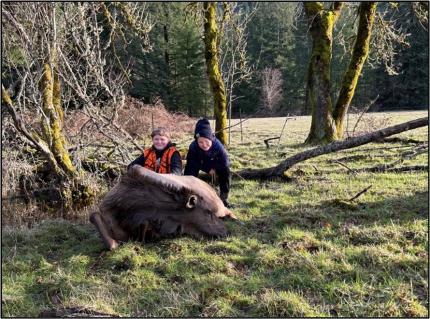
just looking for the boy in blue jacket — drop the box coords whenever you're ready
[184,119,232,208]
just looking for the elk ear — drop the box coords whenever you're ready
[186,195,198,209]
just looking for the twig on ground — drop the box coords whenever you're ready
[349,185,372,201]
[262,115,295,150]
[264,137,280,148]
[351,145,428,174]
[333,160,356,173]
[231,171,246,181]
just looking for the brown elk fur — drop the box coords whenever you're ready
[90,166,236,250]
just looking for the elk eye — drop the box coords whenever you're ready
[205,210,214,220]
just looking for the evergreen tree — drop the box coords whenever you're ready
[104,2,427,117]
[170,17,211,116]
[110,2,211,115]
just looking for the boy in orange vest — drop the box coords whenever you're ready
[128,127,182,175]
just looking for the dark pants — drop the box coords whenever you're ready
[216,167,231,195]
[185,165,231,195]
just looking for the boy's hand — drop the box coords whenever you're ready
[209,169,216,176]
[155,158,161,171]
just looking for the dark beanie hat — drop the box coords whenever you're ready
[194,118,214,140]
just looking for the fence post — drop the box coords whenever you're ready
[239,108,243,143]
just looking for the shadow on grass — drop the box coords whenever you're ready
[231,190,428,244]
[221,190,429,315]
[2,191,428,317]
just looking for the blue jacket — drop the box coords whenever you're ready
[184,138,230,175]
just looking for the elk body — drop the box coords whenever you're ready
[90,165,236,250]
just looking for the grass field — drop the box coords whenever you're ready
[2,111,428,317]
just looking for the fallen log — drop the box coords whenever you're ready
[377,137,426,144]
[358,165,428,173]
[385,165,428,173]
[263,137,280,148]
[353,164,428,173]
[236,117,428,179]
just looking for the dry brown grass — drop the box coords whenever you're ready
[2,97,198,226]
[65,97,195,142]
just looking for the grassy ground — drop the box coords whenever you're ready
[2,111,428,317]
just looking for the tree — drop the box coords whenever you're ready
[332,2,377,137]
[202,2,228,145]
[359,2,429,110]
[111,2,169,105]
[235,2,309,116]
[260,68,284,111]
[302,2,426,143]
[170,12,211,116]
[2,3,92,208]
[2,2,152,208]
[303,2,343,144]
[218,2,257,143]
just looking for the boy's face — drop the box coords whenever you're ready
[152,135,170,150]
[197,136,212,151]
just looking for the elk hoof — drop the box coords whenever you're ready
[108,239,119,250]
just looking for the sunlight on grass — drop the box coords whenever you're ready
[2,111,428,317]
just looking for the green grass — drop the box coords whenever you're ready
[2,111,428,317]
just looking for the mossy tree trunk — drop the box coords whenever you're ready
[40,61,76,177]
[333,2,377,138]
[2,85,63,177]
[203,2,228,145]
[304,2,378,144]
[2,51,95,209]
[39,56,95,208]
[304,2,343,144]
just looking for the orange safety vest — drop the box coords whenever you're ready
[143,146,177,174]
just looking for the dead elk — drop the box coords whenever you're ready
[90,166,237,250]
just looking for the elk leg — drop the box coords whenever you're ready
[138,221,150,243]
[110,222,130,242]
[89,212,119,250]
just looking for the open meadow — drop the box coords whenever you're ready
[2,111,428,317]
